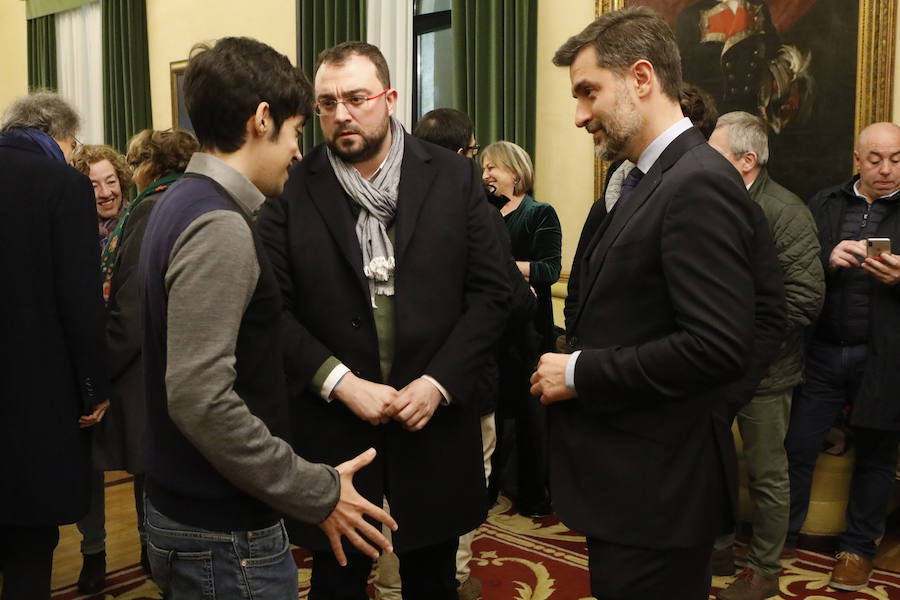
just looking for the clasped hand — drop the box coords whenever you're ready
[530,353,576,405]
[333,373,442,431]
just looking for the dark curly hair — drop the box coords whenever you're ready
[184,36,313,153]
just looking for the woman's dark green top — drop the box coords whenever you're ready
[503,194,562,352]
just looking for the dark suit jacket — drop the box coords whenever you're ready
[564,158,623,334]
[0,135,108,526]
[553,127,757,549]
[258,135,510,552]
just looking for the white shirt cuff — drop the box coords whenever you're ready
[565,350,581,392]
[321,363,351,402]
[421,375,452,405]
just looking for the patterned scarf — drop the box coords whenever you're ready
[327,117,405,306]
[99,172,183,303]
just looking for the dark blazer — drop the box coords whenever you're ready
[258,135,510,552]
[553,127,757,549]
[0,136,108,526]
[94,186,169,473]
[503,195,562,353]
[564,158,623,334]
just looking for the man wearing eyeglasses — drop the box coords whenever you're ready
[258,42,510,600]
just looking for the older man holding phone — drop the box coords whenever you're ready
[785,122,900,592]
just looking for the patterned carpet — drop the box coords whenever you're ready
[50,496,900,599]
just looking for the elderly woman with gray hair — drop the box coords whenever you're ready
[0,91,109,600]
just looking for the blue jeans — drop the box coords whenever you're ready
[784,338,900,559]
[145,499,298,599]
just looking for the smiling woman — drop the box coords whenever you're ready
[72,144,133,255]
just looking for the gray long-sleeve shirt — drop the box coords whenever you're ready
[162,152,340,524]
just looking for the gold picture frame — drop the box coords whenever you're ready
[169,59,192,132]
[592,0,896,200]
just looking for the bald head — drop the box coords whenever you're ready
[856,122,900,151]
[854,122,900,202]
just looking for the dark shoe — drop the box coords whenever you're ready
[77,551,106,594]
[711,545,735,576]
[457,576,482,600]
[518,500,552,518]
[140,544,151,575]
[735,544,797,567]
[829,551,872,591]
[717,567,779,600]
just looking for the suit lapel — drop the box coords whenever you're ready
[304,149,369,297]
[571,168,661,330]
[572,127,707,332]
[394,135,436,265]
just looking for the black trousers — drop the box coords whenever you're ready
[490,349,549,511]
[309,538,458,600]
[587,537,712,600]
[0,525,59,600]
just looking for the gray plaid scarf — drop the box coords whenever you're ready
[327,117,405,306]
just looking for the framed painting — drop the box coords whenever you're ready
[169,59,194,134]
[593,0,895,202]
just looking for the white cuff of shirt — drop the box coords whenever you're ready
[321,363,351,402]
[565,350,581,392]
[421,375,452,405]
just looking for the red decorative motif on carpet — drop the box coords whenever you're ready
[50,498,900,599]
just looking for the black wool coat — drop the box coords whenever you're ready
[0,136,109,526]
[258,135,510,552]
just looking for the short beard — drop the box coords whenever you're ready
[590,91,642,162]
[326,116,390,164]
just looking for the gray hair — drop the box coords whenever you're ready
[0,91,81,139]
[715,111,769,166]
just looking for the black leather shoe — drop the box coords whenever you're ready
[77,551,106,594]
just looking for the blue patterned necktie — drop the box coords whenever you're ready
[585,167,645,275]
[616,167,644,208]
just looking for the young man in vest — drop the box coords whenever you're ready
[139,37,395,599]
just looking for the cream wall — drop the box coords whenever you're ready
[0,1,28,111]
[146,0,296,130]
[533,0,597,281]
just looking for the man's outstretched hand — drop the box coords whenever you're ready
[318,448,398,566]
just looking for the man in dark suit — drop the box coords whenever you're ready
[258,42,509,600]
[531,8,757,598]
[0,92,109,600]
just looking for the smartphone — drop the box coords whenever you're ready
[867,237,891,258]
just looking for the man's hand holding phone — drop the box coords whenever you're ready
[829,239,866,270]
